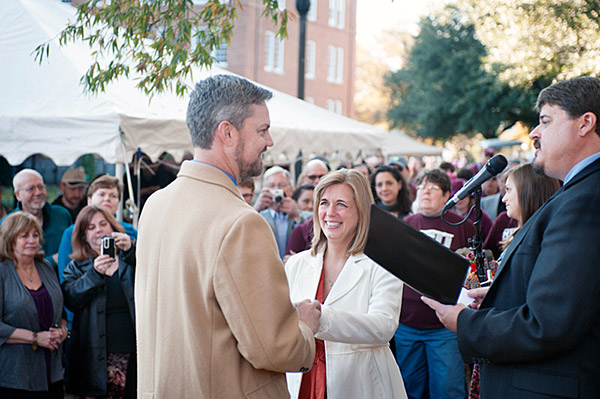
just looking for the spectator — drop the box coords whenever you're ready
[258,166,302,258]
[238,178,255,206]
[351,163,370,181]
[62,205,136,399]
[482,211,517,260]
[0,185,10,219]
[450,178,494,240]
[285,169,407,398]
[299,159,330,187]
[52,167,87,222]
[394,169,474,399]
[1,169,72,270]
[500,163,561,250]
[292,184,315,213]
[439,161,457,180]
[0,212,68,397]
[371,165,412,220]
[389,155,416,201]
[58,175,137,287]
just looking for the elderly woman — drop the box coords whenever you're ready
[62,205,136,399]
[0,212,67,398]
[285,169,407,399]
[371,165,412,220]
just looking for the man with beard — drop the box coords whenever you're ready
[1,169,71,269]
[422,76,600,398]
[135,75,319,399]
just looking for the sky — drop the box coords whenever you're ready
[356,0,440,47]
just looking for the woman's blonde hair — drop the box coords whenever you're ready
[71,205,125,261]
[0,211,44,262]
[311,169,374,256]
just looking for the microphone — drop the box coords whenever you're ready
[443,154,508,212]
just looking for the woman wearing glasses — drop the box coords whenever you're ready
[394,169,475,399]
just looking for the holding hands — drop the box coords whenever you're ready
[295,299,321,334]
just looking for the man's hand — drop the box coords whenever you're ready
[421,296,466,333]
[280,197,299,221]
[467,287,489,310]
[253,188,273,212]
[295,299,321,334]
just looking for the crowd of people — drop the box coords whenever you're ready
[1,74,599,399]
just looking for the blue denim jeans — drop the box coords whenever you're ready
[394,323,466,399]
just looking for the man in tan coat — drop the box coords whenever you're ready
[135,75,320,398]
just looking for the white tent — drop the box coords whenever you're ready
[0,0,385,167]
[382,129,442,157]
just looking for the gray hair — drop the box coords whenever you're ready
[186,74,273,149]
[13,169,44,191]
[262,166,292,186]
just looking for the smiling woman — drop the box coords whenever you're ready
[284,169,407,399]
[62,205,136,398]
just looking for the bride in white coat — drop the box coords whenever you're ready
[285,169,407,399]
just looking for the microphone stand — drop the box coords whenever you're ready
[470,186,490,286]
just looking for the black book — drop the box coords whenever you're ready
[365,205,469,304]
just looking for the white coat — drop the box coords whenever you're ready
[284,250,408,399]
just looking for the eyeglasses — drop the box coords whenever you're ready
[265,182,289,189]
[416,184,441,192]
[306,174,326,181]
[20,184,46,193]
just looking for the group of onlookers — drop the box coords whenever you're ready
[1,170,137,398]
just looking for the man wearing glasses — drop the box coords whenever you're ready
[299,158,329,187]
[393,168,474,399]
[1,169,72,270]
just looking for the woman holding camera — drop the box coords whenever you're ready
[62,205,136,399]
[285,169,406,399]
[0,212,67,398]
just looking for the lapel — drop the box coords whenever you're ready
[494,157,600,279]
[295,252,323,300]
[325,253,366,305]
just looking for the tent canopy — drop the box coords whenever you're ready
[382,130,442,157]
[0,0,385,167]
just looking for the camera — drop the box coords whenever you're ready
[101,236,116,259]
[270,189,284,203]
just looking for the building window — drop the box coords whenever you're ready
[306,41,316,79]
[328,0,345,29]
[327,99,342,114]
[335,100,342,114]
[327,45,343,84]
[265,31,285,73]
[307,0,318,22]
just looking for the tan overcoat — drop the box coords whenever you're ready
[135,161,315,399]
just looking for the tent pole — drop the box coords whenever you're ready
[115,163,124,222]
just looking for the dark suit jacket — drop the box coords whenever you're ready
[457,157,600,398]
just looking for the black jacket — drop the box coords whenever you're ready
[457,158,600,398]
[62,248,135,396]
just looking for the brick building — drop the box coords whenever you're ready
[209,0,357,118]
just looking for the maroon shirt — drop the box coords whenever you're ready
[285,218,314,255]
[483,211,519,259]
[401,212,475,329]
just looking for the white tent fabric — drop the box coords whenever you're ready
[0,0,386,167]
[382,129,442,157]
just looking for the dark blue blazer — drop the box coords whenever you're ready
[457,157,600,398]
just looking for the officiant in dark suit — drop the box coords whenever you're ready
[422,76,600,398]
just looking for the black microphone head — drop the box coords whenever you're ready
[485,154,508,176]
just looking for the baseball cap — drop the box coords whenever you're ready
[61,167,87,187]
[388,155,408,169]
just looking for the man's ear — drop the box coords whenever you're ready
[579,112,598,137]
[215,120,236,146]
